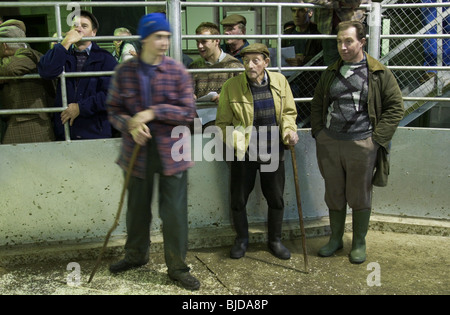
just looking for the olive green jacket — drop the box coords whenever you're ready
[311,52,405,186]
[216,70,297,159]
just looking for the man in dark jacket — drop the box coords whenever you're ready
[220,14,250,63]
[282,3,322,67]
[38,10,117,140]
[311,21,404,264]
[282,1,323,125]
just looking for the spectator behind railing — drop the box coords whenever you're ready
[112,27,139,63]
[420,0,450,82]
[282,1,322,67]
[38,10,117,141]
[189,22,243,103]
[220,14,250,63]
[303,0,368,66]
[282,1,323,126]
[0,19,55,144]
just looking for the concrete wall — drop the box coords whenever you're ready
[0,128,448,247]
[372,128,449,219]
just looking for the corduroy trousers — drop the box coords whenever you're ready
[315,131,379,211]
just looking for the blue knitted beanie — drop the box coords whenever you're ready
[138,13,171,40]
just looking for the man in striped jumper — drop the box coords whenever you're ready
[311,21,404,264]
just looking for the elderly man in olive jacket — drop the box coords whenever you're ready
[311,21,404,264]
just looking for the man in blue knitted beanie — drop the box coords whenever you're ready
[106,13,200,290]
[137,12,171,40]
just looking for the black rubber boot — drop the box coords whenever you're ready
[268,209,291,260]
[230,238,249,259]
[230,210,249,259]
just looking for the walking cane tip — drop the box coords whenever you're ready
[304,261,309,273]
[87,272,95,283]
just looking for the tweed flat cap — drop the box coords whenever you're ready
[0,19,26,39]
[0,23,26,39]
[241,43,270,59]
[220,14,246,26]
[0,19,26,33]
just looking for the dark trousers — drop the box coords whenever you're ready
[124,140,189,276]
[230,159,286,241]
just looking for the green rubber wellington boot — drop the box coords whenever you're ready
[318,209,347,257]
[349,208,371,264]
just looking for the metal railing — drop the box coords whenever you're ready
[0,1,167,141]
[0,1,449,142]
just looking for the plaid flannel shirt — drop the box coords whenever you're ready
[106,56,196,179]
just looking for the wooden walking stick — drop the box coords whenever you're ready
[88,144,141,283]
[289,146,309,272]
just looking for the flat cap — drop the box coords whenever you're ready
[241,43,270,59]
[220,14,246,26]
[0,19,26,32]
[0,26,26,39]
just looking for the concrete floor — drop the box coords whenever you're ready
[0,229,448,296]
